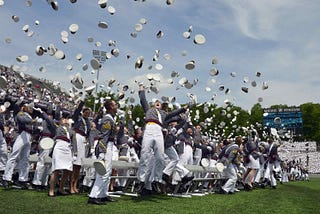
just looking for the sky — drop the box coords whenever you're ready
[0,0,319,111]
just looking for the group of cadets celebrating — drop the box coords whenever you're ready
[0,82,309,205]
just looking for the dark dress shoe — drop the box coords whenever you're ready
[162,173,171,184]
[140,188,152,196]
[135,182,145,193]
[244,183,253,191]
[88,197,106,205]
[101,196,116,202]
[152,181,162,193]
[1,180,12,188]
[218,187,228,195]
[13,181,29,190]
[181,175,194,184]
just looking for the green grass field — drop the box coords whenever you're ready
[1,177,320,214]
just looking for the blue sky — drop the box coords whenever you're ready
[0,0,319,110]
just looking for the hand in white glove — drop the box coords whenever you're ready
[37,118,43,123]
[73,155,77,162]
[33,107,43,113]
[128,137,134,143]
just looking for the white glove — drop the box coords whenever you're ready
[90,148,95,155]
[128,137,134,143]
[37,118,43,123]
[176,128,183,136]
[33,107,43,113]
[174,140,180,145]
[73,155,77,162]
[38,126,43,131]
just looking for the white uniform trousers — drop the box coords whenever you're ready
[0,130,8,171]
[32,147,52,186]
[83,139,98,187]
[254,159,266,183]
[163,146,189,180]
[193,148,202,178]
[89,141,113,199]
[145,155,155,190]
[82,154,97,187]
[264,162,277,186]
[179,144,193,165]
[129,147,140,163]
[281,170,289,183]
[137,123,165,183]
[193,148,202,165]
[222,163,237,193]
[3,131,31,182]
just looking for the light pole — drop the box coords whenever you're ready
[92,49,106,113]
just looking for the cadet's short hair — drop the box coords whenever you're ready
[104,99,113,111]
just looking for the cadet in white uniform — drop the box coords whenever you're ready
[32,106,57,190]
[88,99,118,205]
[136,84,188,194]
[2,102,39,189]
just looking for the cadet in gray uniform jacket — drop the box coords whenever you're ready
[88,99,118,205]
[48,107,74,197]
[136,84,189,194]
[32,105,57,190]
[2,102,41,189]
[71,100,91,194]
[218,139,241,194]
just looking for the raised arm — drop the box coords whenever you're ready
[138,85,149,113]
[72,100,85,122]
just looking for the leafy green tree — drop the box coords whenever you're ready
[301,103,320,144]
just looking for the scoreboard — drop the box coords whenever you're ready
[263,107,303,135]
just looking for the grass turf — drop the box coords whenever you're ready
[0,177,319,214]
